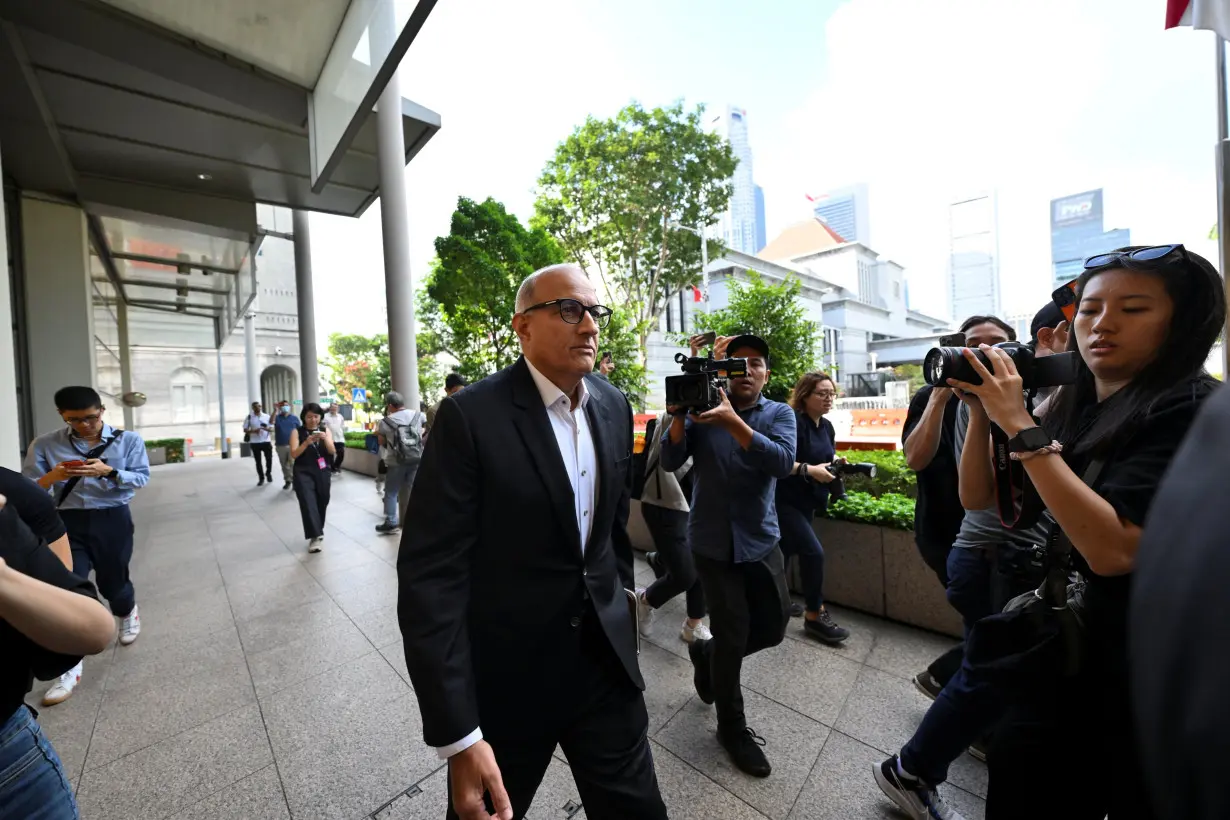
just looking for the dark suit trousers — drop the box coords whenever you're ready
[446,605,667,820]
[693,545,790,733]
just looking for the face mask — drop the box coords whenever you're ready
[279,406,289,415]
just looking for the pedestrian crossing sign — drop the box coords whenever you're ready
[351,388,367,404]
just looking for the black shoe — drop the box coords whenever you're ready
[873,755,966,819]
[283,481,292,490]
[687,638,714,704]
[719,726,771,778]
[257,478,265,486]
[803,609,850,645]
[913,671,944,701]
[266,474,273,483]
[645,551,664,579]
[375,522,402,534]
[789,601,805,618]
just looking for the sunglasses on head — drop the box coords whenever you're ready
[1051,244,1189,322]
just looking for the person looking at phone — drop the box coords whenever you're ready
[775,371,850,645]
[901,315,1013,700]
[244,401,274,486]
[0,494,116,819]
[662,332,795,778]
[288,403,335,553]
[23,386,150,706]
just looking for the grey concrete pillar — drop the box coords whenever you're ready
[0,141,20,469]
[243,313,259,406]
[117,298,134,430]
[216,347,229,458]
[376,70,419,409]
[293,211,320,407]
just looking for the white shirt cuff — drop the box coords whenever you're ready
[436,727,483,759]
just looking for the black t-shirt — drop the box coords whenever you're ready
[0,505,98,719]
[902,386,963,549]
[1065,375,1218,667]
[0,466,66,545]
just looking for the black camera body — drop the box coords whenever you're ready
[665,353,749,412]
[923,341,1078,390]
[829,460,876,480]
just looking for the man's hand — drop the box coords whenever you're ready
[68,459,115,478]
[712,335,737,361]
[45,462,75,484]
[928,386,954,405]
[450,741,512,820]
[693,388,739,429]
[808,463,836,483]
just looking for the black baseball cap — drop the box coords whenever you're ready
[444,373,468,390]
[1030,301,1066,345]
[726,334,770,365]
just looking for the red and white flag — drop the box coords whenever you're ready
[1167,0,1230,43]
[692,285,703,303]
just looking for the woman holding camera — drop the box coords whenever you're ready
[946,245,1222,818]
[1,495,116,819]
[775,372,850,645]
[289,403,336,553]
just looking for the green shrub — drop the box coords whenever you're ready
[144,438,186,464]
[835,449,915,499]
[344,430,375,451]
[826,491,914,531]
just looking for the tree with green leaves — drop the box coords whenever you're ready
[422,196,564,383]
[688,272,820,403]
[325,332,443,409]
[597,308,649,409]
[534,101,736,356]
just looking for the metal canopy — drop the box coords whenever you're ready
[0,0,441,219]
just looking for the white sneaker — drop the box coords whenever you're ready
[681,621,713,644]
[43,663,83,706]
[636,589,654,638]
[119,605,141,646]
[308,537,323,553]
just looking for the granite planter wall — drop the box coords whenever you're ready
[342,448,380,478]
[146,446,167,467]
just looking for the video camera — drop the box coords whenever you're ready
[923,341,1078,391]
[665,352,749,412]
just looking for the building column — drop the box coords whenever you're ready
[243,313,259,405]
[292,211,319,407]
[116,298,134,430]
[216,346,229,458]
[376,69,419,409]
[0,144,20,469]
[22,197,95,435]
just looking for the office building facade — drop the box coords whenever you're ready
[1050,189,1131,286]
[811,183,871,246]
[711,106,763,255]
[948,192,1001,320]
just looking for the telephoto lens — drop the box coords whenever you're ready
[923,346,984,387]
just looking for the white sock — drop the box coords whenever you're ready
[896,757,919,782]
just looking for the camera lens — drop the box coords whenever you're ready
[923,346,983,387]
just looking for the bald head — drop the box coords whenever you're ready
[515,264,588,313]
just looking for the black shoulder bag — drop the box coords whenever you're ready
[964,456,1105,685]
[57,431,125,507]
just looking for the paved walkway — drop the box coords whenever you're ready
[29,458,987,820]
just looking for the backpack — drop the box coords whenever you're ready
[630,417,657,500]
[386,413,424,466]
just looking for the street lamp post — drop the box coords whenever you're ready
[667,221,709,306]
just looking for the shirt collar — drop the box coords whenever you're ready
[67,422,117,444]
[736,393,767,415]
[525,358,590,413]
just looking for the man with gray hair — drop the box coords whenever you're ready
[399,263,667,819]
[375,390,424,534]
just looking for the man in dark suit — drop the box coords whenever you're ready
[1131,380,1228,820]
[398,264,668,820]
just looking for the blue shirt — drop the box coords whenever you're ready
[274,412,301,445]
[23,424,150,510]
[660,395,797,564]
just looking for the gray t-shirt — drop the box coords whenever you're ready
[951,401,1050,550]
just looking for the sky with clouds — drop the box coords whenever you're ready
[306,0,1222,348]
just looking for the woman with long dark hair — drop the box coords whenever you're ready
[775,371,850,644]
[943,245,1222,818]
[289,403,335,553]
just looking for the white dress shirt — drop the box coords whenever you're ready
[436,361,600,760]
[323,412,346,443]
[245,413,271,444]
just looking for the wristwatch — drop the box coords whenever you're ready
[1007,426,1050,453]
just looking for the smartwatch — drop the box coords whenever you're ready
[1007,426,1050,453]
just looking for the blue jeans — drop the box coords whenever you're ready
[946,544,1041,637]
[0,707,78,820]
[383,462,418,526]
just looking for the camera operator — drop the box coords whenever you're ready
[902,315,1013,698]
[775,371,850,644]
[661,333,795,779]
[937,245,1221,817]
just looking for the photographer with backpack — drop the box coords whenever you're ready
[375,391,425,535]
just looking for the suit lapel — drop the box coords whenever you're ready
[584,379,617,556]
[509,358,582,552]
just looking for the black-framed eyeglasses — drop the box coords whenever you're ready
[521,298,612,328]
[1084,244,1187,270]
[63,414,102,426]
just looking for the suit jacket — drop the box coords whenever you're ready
[398,356,641,748]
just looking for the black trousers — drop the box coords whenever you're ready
[641,503,706,619]
[447,608,667,820]
[250,442,273,479]
[777,502,825,612]
[293,468,331,539]
[60,506,135,617]
[917,537,964,686]
[693,546,790,733]
[332,445,345,473]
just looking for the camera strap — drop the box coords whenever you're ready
[57,431,125,507]
[1040,457,1106,606]
[990,422,1047,530]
